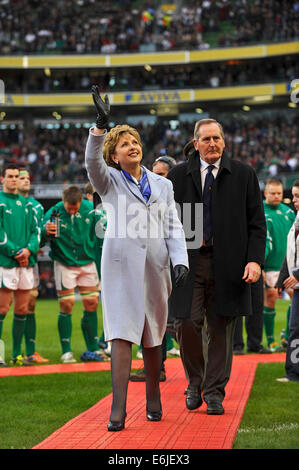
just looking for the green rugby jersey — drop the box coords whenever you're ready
[41,199,103,267]
[26,196,44,228]
[25,195,45,264]
[0,191,40,268]
[263,201,295,271]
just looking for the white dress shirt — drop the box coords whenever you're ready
[200,157,221,190]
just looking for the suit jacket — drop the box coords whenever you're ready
[167,149,266,318]
[85,130,188,346]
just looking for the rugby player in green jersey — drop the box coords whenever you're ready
[42,185,106,363]
[263,179,296,351]
[17,169,49,363]
[0,164,39,366]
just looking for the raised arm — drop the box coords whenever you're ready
[85,86,111,195]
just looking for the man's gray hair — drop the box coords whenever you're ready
[194,118,225,140]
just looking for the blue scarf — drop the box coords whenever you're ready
[121,167,151,202]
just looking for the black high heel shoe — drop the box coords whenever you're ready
[107,413,127,432]
[146,408,162,421]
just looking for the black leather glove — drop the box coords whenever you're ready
[91,85,110,129]
[173,265,189,288]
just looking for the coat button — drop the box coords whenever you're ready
[141,244,146,249]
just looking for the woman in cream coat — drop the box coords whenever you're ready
[85,86,189,431]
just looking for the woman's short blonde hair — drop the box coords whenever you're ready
[103,124,142,169]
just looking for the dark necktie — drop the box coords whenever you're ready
[203,164,215,246]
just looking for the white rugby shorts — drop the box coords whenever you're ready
[265,271,280,289]
[0,266,34,290]
[54,261,99,291]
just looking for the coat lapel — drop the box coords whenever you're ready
[120,170,146,204]
[186,151,203,200]
[144,168,163,205]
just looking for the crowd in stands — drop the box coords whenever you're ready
[3,55,298,94]
[0,113,298,184]
[0,0,298,55]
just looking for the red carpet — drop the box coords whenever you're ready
[10,352,284,450]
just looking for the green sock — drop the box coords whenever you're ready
[166,332,174,351]
[12,314,27,358]
[58,312,72,354]
[99,331,105,343]
[0,314,5,339]
[25,313,36,357]
[81,310,99,352]
[263,307,276,345]
[285,305,291,341]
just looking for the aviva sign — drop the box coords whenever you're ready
[124,90,183,104]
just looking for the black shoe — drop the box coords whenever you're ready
[107,413,126,432]
[146,408,162,421]
[206,401,224,415]
[233,349,244,355]
[159,369,166,382]
[247,345,272,354]
[130,369,166,382]
[186,387,203,410]
[129,369,146,381]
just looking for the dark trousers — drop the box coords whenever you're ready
[233,276,264,352]
[285,289,299,381]
[161,334,166,371]
[176,249,236,403]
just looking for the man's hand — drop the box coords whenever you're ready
[242,262,261,284]
[46,221,57,237]
[283,275,298,290]
[15,248,31,267]
[173,265,189,288]
[91,85,110,129]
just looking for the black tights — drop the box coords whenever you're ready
[109,339,162,422]
[142,344,162,413]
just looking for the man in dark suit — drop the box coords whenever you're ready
[167,118,266,415]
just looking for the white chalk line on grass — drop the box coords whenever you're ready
[238,423,299,433]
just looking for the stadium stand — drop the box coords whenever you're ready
[0,1,298,190]
[0,0,298,54]
[0,113,298,185]
[1,55,298,93]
